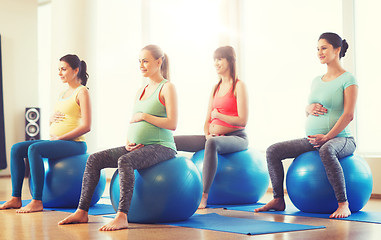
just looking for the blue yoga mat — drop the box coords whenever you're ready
[220,203,381,224]
[207,202,265,209]
[104,213,325,235]
[166,213,325,235]
[0,199,35,208]
[0,199,116,216]
[45,203,115,215]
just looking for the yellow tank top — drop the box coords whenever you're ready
[49,85,86,142]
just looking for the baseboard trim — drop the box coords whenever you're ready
[371,193,381,199]
[267,188,381,200]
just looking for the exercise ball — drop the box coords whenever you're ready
[286,151,373,213]
[29,153,106,208]
[110,156,202,223]
[191,149,269,205]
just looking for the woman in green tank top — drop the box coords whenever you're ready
[59,45,178,231]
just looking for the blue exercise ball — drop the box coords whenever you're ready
[110,156,202,223]
[191,149,269,205]
[29,153,106,208]
[286,151,373,213]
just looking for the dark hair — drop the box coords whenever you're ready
[213,46,237,96]
[60,54,89,86]
[318,32,349,58]
[142,45,170,80]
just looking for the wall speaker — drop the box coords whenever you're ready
[25,107,40,141]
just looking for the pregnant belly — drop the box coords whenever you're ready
[209,123,239,135]
[305,115,330,136]
[50,121,77,137]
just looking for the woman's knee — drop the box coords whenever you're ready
[11,142,26,156]
[205,137,218,151]
[87,152,104,167]
[117,154,134,170]
[319,143,337,158]
[266,142,283,161]
[27,142,42,156]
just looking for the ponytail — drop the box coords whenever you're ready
[340,39,349,58]
[161,53,170,80]
[78,60,89,86]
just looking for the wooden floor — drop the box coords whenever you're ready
[1,176,381,240]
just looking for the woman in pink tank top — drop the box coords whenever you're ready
[174,46,249,208]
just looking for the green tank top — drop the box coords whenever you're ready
[127,79,176,151]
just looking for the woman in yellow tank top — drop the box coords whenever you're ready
[0,54,91,213]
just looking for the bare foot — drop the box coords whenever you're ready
[255,198,286,212]
[330,201,351,218]
[58,209,89,225]
[198,193,208,209]
[0,197,22,210]
[16,200,43,213]
[99,212,128,231]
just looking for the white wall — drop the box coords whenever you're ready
[93,0,143,178]
[366,157,381,195]
[0,0,38,176]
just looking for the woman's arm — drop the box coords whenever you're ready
[130,82,178,131]
[210,81,248,127]
[203,89,215,137]
[51,88,91,140]
[308,85,358,147]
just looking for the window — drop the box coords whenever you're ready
[144,0,221,135]
[241,0,343,151]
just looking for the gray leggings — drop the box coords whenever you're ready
[174,129,249,193]
[78,144,176,214]
[266,137,356,203]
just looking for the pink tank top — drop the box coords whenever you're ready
[210,81,244,129]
